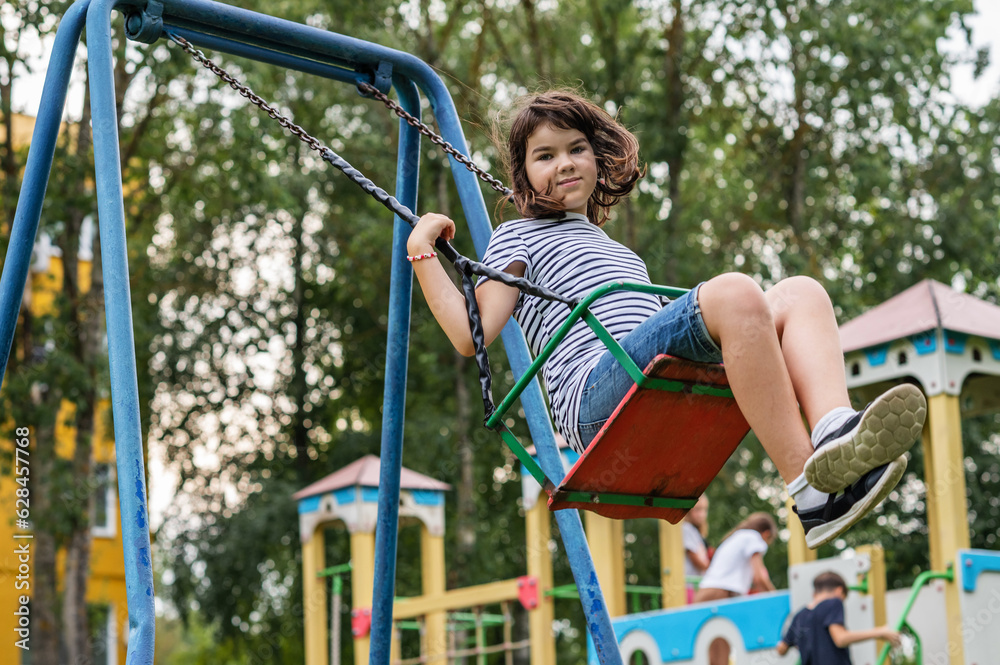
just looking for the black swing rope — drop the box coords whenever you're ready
[168,33,579,424]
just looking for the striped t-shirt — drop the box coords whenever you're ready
[478,213,661,453]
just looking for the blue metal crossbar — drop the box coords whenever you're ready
[0,1,624,664]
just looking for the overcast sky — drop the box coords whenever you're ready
[10,1,1000,119]
[943,0,1000,107]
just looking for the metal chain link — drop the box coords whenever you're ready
[166,31,575,309]
[168,34,328,154]
[169,33,510,198]
[357,82,512,197]
[166,32,584,423]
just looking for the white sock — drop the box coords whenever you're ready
[810,407,857,448]
[788,472,830,512]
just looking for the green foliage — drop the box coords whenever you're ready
[156,611,245,665]
[164,475,307,660]
[5,0,1000,661]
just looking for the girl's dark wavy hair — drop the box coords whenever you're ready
[497,90,644,227]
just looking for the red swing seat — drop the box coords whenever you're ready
[547,355,750,523]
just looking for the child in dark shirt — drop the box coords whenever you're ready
[778,572,901,664]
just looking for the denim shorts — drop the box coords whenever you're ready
[577,283,723,447]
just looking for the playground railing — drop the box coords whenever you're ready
[876,567,955,665]
[393,602,529,665]
[547,582,683,614]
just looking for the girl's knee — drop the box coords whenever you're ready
[699,274,773,342]
[769,275,833,311]
[701,273,769,316]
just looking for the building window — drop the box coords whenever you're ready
[92,463,116,538]
[88,603,115,665]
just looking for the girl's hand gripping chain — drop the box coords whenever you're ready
[408,213,523,357]
[408,213,455,256]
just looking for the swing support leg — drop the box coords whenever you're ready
[0,1,159,661]
[369,78,421,665]
[500,320,624,665]
[89,0,158,660]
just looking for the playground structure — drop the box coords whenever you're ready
[294,455,553,665]
[298,449,1000,664]
[294,448,817,665]
[297,441,1000,665]
[292,443,733,665]
[839,279,1000,663]
[3,2,1000,665]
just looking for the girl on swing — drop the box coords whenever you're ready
[407,90,925,548]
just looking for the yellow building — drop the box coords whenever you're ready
[1,112,129,664]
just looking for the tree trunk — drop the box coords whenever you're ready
[588,0,624,101]
[622,203,638,254]
[429,166,478,591]
[781,2,812,277]
[291,208,310,474]
[662,0,686,285]
[33,418,61,665]
[62,301,99,665]
[61,76,98,665]
[62,527,91,665]
[784,105,808,276]
[520,0,547,81]
[453,350,476,584]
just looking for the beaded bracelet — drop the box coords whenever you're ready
[406,251,437,262]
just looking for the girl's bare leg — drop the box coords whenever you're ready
[697,273,812,483]
[764,276,852,428]
[697,273,922,548]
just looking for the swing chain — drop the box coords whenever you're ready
[171,32,510,199]
[168,33,324,154]
[357,81,513,198]
[167,31,577,311]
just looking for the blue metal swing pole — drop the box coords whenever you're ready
[0,0,90,387]
[498,318,624,665]
[88,0,157,661]
[368,76,421,665]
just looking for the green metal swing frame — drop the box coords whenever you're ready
[483,280,739,513]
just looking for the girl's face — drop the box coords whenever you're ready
[523,122,598,216]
